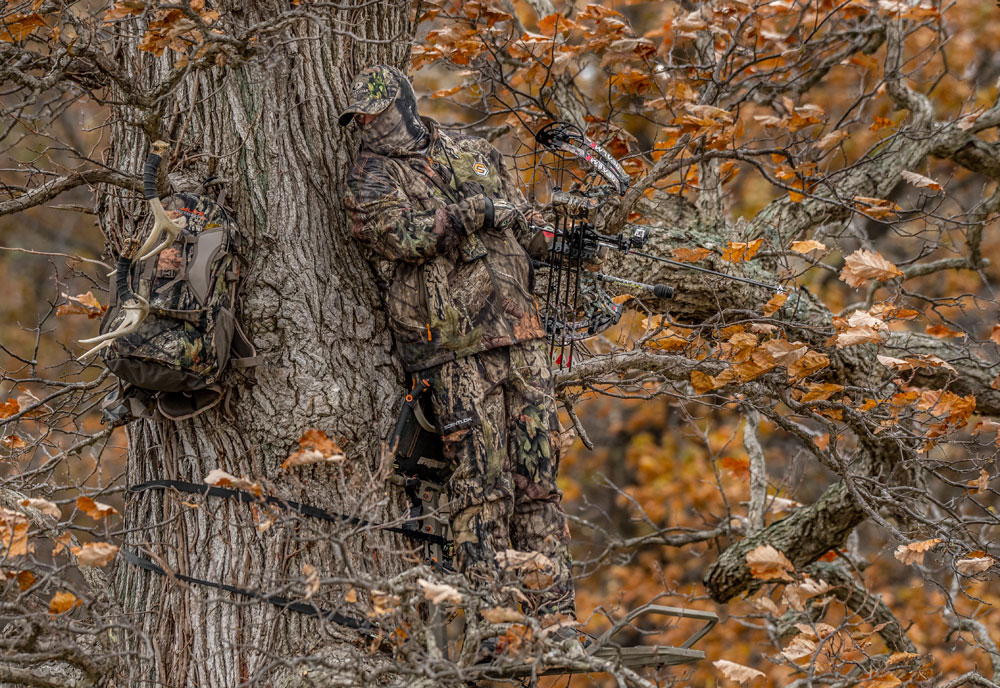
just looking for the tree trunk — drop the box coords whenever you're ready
[106,5,415,685]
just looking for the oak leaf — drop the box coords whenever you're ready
[670,247,711,262]
[76,496,119,520]
[815,130,849,152]
[783,577,832,611]
[901,170,942,192]
[713,659,765,684]
[790,240,827,254]
[763,292,788,316]
[893,538,941,565]
[16,570,35,591]
[418,579,462,605]
[762,339,807,367]
[797,383,844,402]
[925,323,965,338]
[204,469,262,496]
[370,590,399,616]
[955,555,993,576]
[0,398,18,419]
[48,591,81,615]
[70,542,119,567]
[863,675,902,688]
[282,429,346,469]
[482,606,525,624]
[833,325,882,348]
[19,498,60,519]
[690,370,719,394]
[2,435,26,449]
[722,239,763,262]
[0,13,47,42]
[746,544,795,582]
[839,250,902,288]
[788,349,829,379]
[1,508,30,556]
[782,635,818,660]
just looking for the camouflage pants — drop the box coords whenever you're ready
[426,339,575,617]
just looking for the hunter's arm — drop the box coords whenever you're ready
[345,155,487,263]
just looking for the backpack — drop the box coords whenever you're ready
[97,169,258,422]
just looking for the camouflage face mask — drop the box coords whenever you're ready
[360,75,429,155]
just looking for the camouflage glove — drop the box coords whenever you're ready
[482,198,524,233]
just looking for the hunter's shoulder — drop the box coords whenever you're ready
[346,149,399,196]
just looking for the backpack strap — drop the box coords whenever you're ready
[229,318,261,369]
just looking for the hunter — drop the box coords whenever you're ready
[339,65,576,636]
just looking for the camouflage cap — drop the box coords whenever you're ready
[338,65,406,126]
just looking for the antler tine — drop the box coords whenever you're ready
[135,139,183,261]
[77,295,149,360]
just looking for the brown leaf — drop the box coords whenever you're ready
[76,496,119,521]
[19,498,60,519]
[991,324,1000,345]
[16,570,35,591]
[893,538,941,566]
[833,325,882,348]
[863,675,902,688]
[746,544,795,582]
[48,591,81,615]
[70,542,119,567]
[955,555,994,576]
[52,532,72,555]
[2,435,27,449]
[925,323,965,338]
[763,292,788,317]
[0,508,30,556]
[343,587,357,603]
[788,350,829,380]
[482,606,525,624]
[797,383,844,402]
[282,429,346,469]
[370,590,399,617]
[790,240,827,255]
[887,652,920,665]
[670,246,711,263]
[761,339,807,367]
[496,623,533,656]
[57,292,106,319]
[840,250,903,288]
[104,1,146,22]
[203,469,262,496]
[783,577,832,611]
[782,635,818,660]
[901,170,942,192]
[418,579,462,605]
[815,130,849,152]
[722,239,763,263]
[713,659,765,684]
[0,13,47,42]
[720,455,750,478]
[691,370,719,394]
[0,398,19,419]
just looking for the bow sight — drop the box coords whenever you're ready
[532,121,784,370]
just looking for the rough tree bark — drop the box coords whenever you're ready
[103,4,417,685]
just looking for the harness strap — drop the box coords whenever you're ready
[120,548,377,635]
[129,479,451,548]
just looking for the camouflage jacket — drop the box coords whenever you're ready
[345,119,547,372]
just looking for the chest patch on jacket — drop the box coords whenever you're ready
[473,161,488,176]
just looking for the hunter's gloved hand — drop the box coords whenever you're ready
[482,198,523,233]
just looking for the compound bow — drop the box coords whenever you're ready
[531,121,784,370]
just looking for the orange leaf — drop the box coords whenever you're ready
[0,507,31,556]
[690,370,718,394]
[48,591,81,615]
[670,247,711,263]
[0,398,19,419]
[104,1,145,22]
[76,496,119,521]
[815,130,848,152]
[19,498,60,519]
[925,323,965,339]
[0,13,46,42]
[720,455,750,477]
[282,429,346,469]
[790,240,827,255]
[839,250,902,288]
[788,350,829,380]
[762,292,788,316]
[797,383,844,402]
[1,435,26,449]
[722,238,763,262]
[16,570,35,591]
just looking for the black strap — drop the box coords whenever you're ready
[120,548,377,635]
[129,479,451,548]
